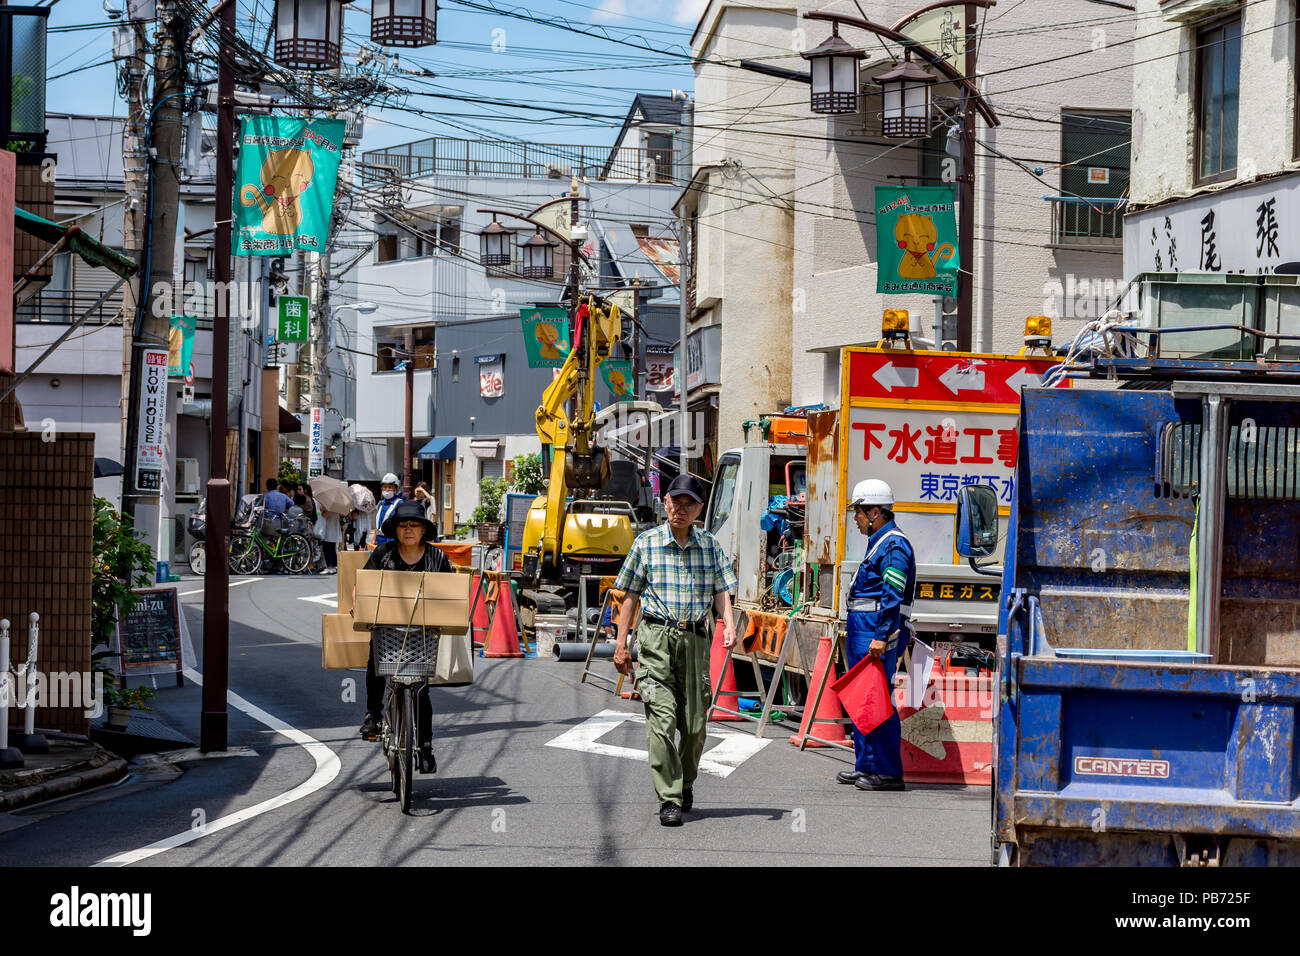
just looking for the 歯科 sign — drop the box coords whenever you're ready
[600,358,634,402]
[478,354,504,398]
[308,407,325,479]
[875,186,960,296]
[168,314,195,378]
[116,587,182,676]
[233,116,346,256]
[520,307,570,368]
[277,295,310,342]
[134,348,170,493]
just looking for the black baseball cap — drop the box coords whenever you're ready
[664,474,706,503]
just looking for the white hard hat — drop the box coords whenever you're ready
[381,473,399,486]
[850,478,894,508]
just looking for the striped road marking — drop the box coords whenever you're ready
[545,708,770,777]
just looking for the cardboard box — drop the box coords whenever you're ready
[352,570,471,631]
[322,613,371,669]
[337,550,369,615]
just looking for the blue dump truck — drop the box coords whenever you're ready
[957,313,1300,865]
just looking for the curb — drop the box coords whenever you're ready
[0,754,129,812]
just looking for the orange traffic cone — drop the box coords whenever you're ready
[708,620,744,721]
[790,633,848,747]
[482,578,524,658]
[470,574,491,648]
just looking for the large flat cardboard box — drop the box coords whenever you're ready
[353,569,471,632]
[337,550,370,615]
[322,613,370,669]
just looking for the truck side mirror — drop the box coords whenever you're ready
[955,484,999,558]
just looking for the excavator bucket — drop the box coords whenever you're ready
[565,445,611,490]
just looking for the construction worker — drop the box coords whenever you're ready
[612,473,738,827]
[837,478,916,792]
[372,473,404,547]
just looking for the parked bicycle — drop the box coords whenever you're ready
[229,506,313,575]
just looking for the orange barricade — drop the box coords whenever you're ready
[894,668,995,785]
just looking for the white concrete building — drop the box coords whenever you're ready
[1124,0,1300,293]
[682,0,1134,436]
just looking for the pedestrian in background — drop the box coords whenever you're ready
[315,507,341,573]
[612,473,738,827]
[413,481,437,528]
[373,473,404,547]
[263,478,293,516]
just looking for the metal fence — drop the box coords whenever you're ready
[16,291,215,330]
[361,138,676,184]
[1046,196,1127,246]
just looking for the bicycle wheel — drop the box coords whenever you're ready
[383,688,400,795]
[399,685,414,814]
[281,533,312,575]
[230,533,261,575]
[188,540,206,576]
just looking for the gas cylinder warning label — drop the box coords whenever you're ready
[1074,756,1170,778]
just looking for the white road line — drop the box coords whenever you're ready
[545,708,770,778]
[297,592,338,608]
[178,577,264,598]
[93,665,340,867]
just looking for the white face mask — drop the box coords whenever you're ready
[382,489,395,500]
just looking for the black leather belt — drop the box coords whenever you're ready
[643,614,711,632]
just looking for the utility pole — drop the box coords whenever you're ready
[117,16,149,506]
[677,214,689,479]
[403,331,414,499]
[122,0,185,558]
[957,1,978,352]
[201,0,236,753]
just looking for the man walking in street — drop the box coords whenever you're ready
[612,473,738,827]
[837,479,916,792]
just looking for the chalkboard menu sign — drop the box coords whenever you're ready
[117,587,183,675]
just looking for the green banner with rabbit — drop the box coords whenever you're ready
[233,115,346,256]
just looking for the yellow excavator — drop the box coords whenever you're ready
[519,294,637,624]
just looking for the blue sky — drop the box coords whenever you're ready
[44,0,702,154]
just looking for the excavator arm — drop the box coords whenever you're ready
[529,296,623,573]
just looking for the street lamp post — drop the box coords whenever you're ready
[803,4,999,351]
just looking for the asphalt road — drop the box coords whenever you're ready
[0,573,990,866]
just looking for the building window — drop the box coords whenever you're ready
[918,122,951,184]
[376,232,399,263]
[452,356,460,383]
[645,132,675,183]
[1052,110,1132,244]
[480,456,504,481]
[1196,15,1241,185]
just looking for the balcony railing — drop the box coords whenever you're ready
[1045,196,1127,247]
[361,137,676,185]
[17,290,215,330]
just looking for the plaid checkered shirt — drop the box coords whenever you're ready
[613,522,739,623]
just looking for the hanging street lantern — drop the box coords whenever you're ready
[800,24,865,115]
[520,230,557,279]
[876,55,938,139]
[478,218,514,267]
[275,0,344,70]
[371,0,437,48]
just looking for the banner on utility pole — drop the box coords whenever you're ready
[168,314,195,378]
[520,306,571,368]
[874,186,960,296]
[600,359,635,402]
[135,348,170,492]
[233,116,346,256]
[308,407,325,479]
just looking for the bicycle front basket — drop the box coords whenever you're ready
[260,513,287,537]
[371,627,441,679]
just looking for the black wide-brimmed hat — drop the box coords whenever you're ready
[380,501,438,542]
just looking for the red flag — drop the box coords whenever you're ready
[831,656,894,735]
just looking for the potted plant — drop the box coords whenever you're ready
[92,496,154,723]
[471,476,507,545]
[104,685,155,729]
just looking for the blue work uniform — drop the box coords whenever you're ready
[373,494,405,546]
[845,519,917,779]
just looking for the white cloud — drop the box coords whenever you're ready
[591,0,630,23]
[671,0,708,25]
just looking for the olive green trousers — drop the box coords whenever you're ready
[636,621,712,806]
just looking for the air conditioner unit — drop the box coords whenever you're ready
[177,457,200,495]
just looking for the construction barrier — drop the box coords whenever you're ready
[895,668,995,785]
[707,620,743,721]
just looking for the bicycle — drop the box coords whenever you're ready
[230,509,312,575]
[372,626,442,814]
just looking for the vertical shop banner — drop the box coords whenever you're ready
[233,116,346,256]
[478,354,504,398]
[308,407,325,479]
[645,346,675,393]
[875,186,960,296]
[135,348,170,492]
[520,306,571,368]
[168,314,195,378]
[277,295,310,341]
[600,359,635,402]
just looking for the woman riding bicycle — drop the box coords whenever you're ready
[355,501,451,774]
